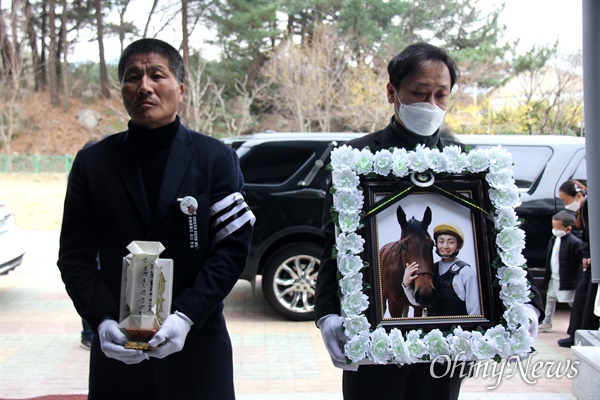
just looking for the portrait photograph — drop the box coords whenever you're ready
[359,175,502,332]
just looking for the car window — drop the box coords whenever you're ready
[240,143,315,184]
[472,145,553,191]
[571,156,587,186]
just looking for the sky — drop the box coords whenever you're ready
[70,0,585,63]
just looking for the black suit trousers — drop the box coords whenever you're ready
[343,363,466,400]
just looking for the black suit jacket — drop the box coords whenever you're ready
[543,233,582,291]
[58,122,253,399]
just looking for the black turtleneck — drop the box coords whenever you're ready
[128,116,180,213]
[389,116,443,150]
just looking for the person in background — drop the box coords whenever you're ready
[314,42,544,400]
[403,223,481,316]
[539,210,582,332]
[557,180,598,347]
[57,38,254,399]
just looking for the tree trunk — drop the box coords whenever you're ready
[24,0,43,91]
[0,3,15,79]
[48,0,60,106]
[39,0,48,90]
[181,0,189,118]
[95,0,110,99]
[143,0,159,38]
[61,0,69,111]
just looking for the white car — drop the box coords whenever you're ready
[0,201,25,275]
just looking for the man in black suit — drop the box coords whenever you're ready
[57,38,254,399]
[315,42,544,400]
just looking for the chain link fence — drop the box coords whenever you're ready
[1,155,74,174]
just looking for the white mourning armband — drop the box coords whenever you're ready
[210,192,256,243]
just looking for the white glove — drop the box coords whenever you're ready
[524,304,540,341]
[147,311,193,359]
[98,319,149,365]
[317,314,358,371]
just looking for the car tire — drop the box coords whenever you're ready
[261,243,321,321]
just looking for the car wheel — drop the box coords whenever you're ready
[262,243,321,321]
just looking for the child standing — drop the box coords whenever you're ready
[540,210,582,332]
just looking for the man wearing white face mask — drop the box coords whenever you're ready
[315,42,545,400]
[540,211,582,332]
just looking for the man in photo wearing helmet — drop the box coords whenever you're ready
[403,223,481,316]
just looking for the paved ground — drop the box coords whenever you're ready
[0,231,582,399]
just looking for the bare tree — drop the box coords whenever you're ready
[260,26,347,132]
[342,63,389,133]
[222,75,270,136]
[185,54,224,135]
[0,0,29,171]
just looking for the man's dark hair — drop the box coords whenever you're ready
[552,210,577,228]
[118,38,186,84]
[387,42,459,90]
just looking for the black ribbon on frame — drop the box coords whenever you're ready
[361,182,492,222]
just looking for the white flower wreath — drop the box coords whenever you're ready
[330,143,535,365]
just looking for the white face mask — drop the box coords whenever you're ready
[394,91,446,137]
[552,229,567,238]
[565,201,580,212]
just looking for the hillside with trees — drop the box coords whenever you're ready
[1,0,585,160]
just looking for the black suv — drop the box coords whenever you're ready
[225,133,586,321]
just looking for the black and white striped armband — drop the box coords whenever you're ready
[210,192,256,243]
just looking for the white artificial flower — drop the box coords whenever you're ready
[338,212,361,233]
[470,331,497,360]
[503,303,531,330]
[489,187,520,209]
[339,272,364,295]
[484,325,511,358]
[391,148,410,177]
[343,315,371,338]
[496,266,528,285]
[498,249,527,268]
[493,207,519,231]
[369,327,391,364]
[373,149,394,176]
[486,170,515,189]
[341,290,369,317]
[466,148,490,173]
[335,232,365,255]
[427,148,448,173]
[499,281,531,306]
[447,327,473,361]
[425,329,450,361]
[407,144,430,173]
[333,190,364,215]
[388,328,412,365]
[337,254,364,276]
[443,145,469,173]
[345,333,370,363]
[355,148,374,175]
[508,326,534,358]
[496,227,526,252]
[405,330,428,362]
[488,146,513,174]
[331,145,359,171]
[333,169,360,191]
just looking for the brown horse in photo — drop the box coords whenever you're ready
[379,206,436,317]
